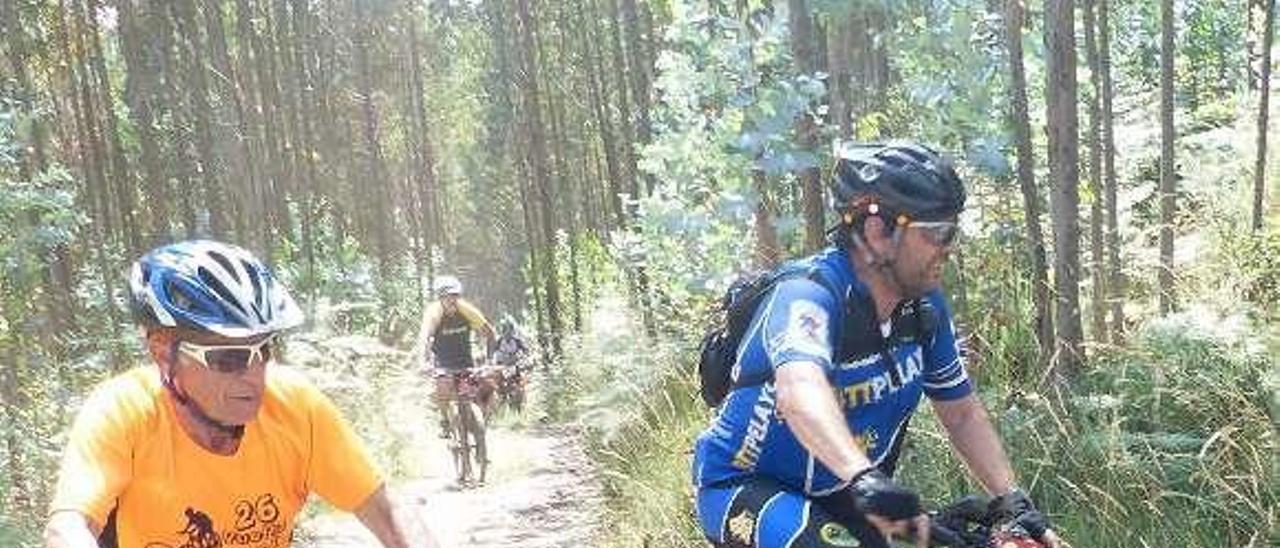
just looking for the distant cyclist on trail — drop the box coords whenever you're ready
[43,240,437,548]
[493,316,531,370]
[409,275,498,434]
[691,142,1063,548]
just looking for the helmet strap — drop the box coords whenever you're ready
[163,343,246,440]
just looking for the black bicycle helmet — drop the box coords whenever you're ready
[830,140,967,223]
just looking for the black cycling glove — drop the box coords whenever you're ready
[845,468,922,521]
[988,488,1050,540]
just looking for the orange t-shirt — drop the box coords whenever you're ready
[50,365,382,547]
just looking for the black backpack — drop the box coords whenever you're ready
[696,264,840,407]
[696,262,940,408]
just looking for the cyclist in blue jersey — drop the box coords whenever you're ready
[691,142,1062,548]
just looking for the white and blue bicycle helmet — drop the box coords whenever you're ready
[129,240,304,338]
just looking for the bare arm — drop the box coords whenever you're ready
[43,511,101,548]
[775,361,874,482]
[354,485,440,548]
[408,305,441,365]
[479,322,497,354]
[931,394,1015,495]
[933,395,1065,547]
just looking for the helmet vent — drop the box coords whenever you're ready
[245,263,268,323]
[166,280,194,313]
[858,164,880,182]
[208,251,241,284]
[198,266,248,317]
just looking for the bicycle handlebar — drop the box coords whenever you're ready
[925,494,1046,548]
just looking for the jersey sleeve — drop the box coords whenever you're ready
[921,291,972,400]
[457,300,493,332]
[49,377,139,526]
[758,277,841,373]
[304,382,384,511]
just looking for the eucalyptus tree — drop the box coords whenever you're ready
[1158,0,1176,314]
[1003,0,1053,371]
[1252,0,1275,231]
[1044,0,1084,376]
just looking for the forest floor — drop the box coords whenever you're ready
[294,420,605,547]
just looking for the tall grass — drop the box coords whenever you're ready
[548,296,709,547]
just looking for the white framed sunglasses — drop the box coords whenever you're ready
[177,337,275,374]
[905,220,960,247]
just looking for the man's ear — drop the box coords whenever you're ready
[145,329,176,371]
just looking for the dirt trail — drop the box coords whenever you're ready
[295,423,605,547]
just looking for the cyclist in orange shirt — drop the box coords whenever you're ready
[43,240,438,548]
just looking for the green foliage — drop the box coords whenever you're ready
[1110,0,1162,91]
[949,224,1042,385]
[285,335,433,478]
[1180,0,1247,109]
[896,301,1279,547]
[886,2,1007,153]
[1186,96,1239,133]
[1219,228,1280,318]
[549,291,707,548]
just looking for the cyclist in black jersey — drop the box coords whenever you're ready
[409,276,497,434]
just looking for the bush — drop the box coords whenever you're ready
[1219,229,1280,318]
[900,310,1277,547]
[553,294,706,547]
[1186,98,1238,133]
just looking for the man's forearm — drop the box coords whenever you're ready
[355,485,439,548]
[44,511,101,548]
[933,396,1016,495]
[777,362,874,482]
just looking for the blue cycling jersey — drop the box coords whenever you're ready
[691,246,972,496]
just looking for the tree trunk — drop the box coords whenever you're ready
[173,0,226,238]
[516,0,565,359]
[402,0,438,299]
[1044,0,1084,378]
[3,0,50,179]
[352,0,396,331]
[1098,0,1124,342]
[1253,0,1275,231]
[788,0,826,252]
[205,0,255,241]
[1004,0,1054,374]
[234,0,268,249]
[548,7,586,333]
[752,168,782,268]
[1082,0,1107,341]
[620,0,655,197]
[1158,0,1177,313]
[581,0,626,228]
[84,0,140,255]
[826,10,853,138]
[607,0,639,216]
[117,0,171,244]
[287,0,321,302]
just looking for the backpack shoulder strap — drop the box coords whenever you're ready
[730,265,844,390]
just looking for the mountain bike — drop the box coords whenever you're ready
[494,356,529,413]
[442,368,488,486]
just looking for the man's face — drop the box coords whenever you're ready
[151,329,272,425]
[884,217,958,297]
[442,294,460,314]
